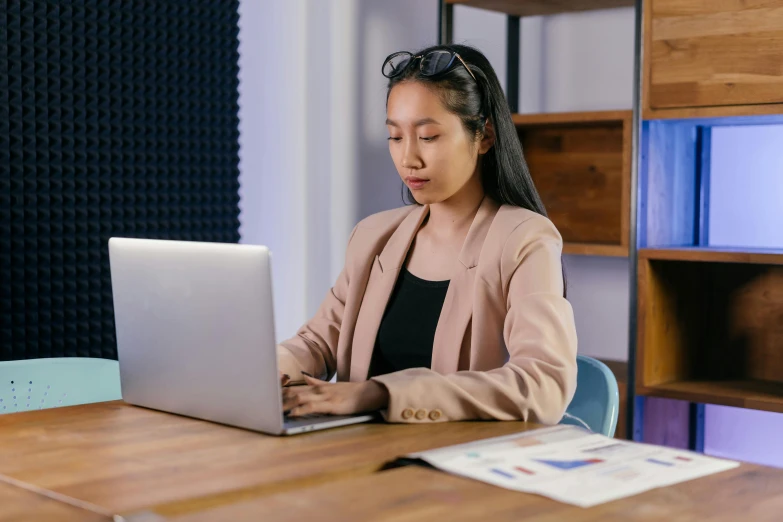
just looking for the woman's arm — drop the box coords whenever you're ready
[276,225,359,381]
[371,217,578,424]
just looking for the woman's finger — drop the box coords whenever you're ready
[282,387,329,412]
[302,374,323,387]
[282,388,313,411]
[288,399,335,417]
[287,405,313,417]
[288,399,325,417]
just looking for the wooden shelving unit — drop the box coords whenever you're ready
[634,0,783,445]
[636,247,783,414]
[512,110,630,126]
[640,247,783,265]
[445,0,635,17]
[638,381,783,414]
[513,110,632,257]
[642,0,783,120]
[562,243,628,257]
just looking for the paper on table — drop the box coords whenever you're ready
[405,425,739,508]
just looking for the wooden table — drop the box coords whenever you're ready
[4,401,783,521]
[0,478,111,522]
[0,401,539,516]
[155,463,783,522]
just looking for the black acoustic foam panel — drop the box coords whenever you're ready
[1,1,241,360]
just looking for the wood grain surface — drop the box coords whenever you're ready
[645,0,783,114]
[151,463,783,522]
[636,254,783,413]
[0,401,540,515]
[0,478,111,522]
[517,113,630,248]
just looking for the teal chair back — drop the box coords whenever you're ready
[561,355,619,436]
[0,358,121,414]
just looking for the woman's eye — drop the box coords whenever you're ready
[387,137,402,142]
[420,136,438,142]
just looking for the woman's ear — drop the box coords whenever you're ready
[478,119,496,155]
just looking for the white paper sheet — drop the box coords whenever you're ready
[406,425,739,508]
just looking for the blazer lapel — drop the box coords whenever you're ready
[431,197,500,374]
[349,204,430,381]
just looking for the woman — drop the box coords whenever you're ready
[279,44,577,424]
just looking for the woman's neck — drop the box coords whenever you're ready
[425,179,485,238]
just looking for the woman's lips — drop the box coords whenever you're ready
[405,177,429,189]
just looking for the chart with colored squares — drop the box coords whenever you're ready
[408,425,739,508]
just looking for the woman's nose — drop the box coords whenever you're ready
[401,142,423,169]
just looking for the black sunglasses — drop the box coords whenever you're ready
[382,50,477,82]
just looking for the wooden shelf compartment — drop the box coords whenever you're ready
[636,252,783,413]
[562,243,628,257]
[446,0,634,18]
[643,0,783,119]
[640,247,783,265]
[638,380,783,414]
[514,111,632,257]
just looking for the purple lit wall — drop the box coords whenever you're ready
[705,406,783,468]
[703,124,783,468]
[708,125,783,249]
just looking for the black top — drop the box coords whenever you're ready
[369,267,450,377]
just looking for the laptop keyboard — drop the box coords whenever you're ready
[283,413,330,421]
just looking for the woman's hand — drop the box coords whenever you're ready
[283,375,389,417]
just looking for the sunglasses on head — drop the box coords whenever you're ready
[382,50,477,82]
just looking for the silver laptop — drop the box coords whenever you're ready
[108,237,374,435]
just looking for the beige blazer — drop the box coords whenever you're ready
[277,196,577,424]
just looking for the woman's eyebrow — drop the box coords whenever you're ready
[385,117,441,127]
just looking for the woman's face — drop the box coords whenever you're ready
[386,81,492,205]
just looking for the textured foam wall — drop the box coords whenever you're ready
[1,1,241,360]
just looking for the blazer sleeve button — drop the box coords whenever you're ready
[401,408,414,420]
[428,409,442,421]
[415,409,427,420]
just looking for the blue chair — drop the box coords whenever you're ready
[561,355,619,436]
[0,358,121,414]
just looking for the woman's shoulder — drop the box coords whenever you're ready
[492,204,563,247]
[481,205,564,288]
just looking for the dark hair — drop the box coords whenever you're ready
[385,44,567,296]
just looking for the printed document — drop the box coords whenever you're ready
[405,425,739,507]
